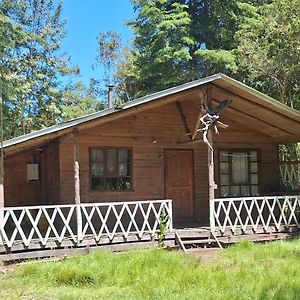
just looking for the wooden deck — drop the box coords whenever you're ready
[1,197,300,262]
[1,224,299,262]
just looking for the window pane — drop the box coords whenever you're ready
[231,186,240,197]
[92,163,104,176]
[251,174,258,184]
[220,174,229,185]
[232,153,248,184]
[250,162,258,173]
[219,151,229,162]
[241,186,250,196]
[220,186,230,197]
[92,178,105,190]
[250,151,257,162]
[106,178,117,190]
[107,149,117,176]
[119,149,129,162]
[220,162,229,173]
[119,163,130,176]
[91,149,103,162]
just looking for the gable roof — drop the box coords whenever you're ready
[3,73,300,152]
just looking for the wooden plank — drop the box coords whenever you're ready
[208,130,216,232]
[191,111,203,140]
[212,100,288,138]
[72,128,82,243]
[212,84,300,136]
[176,102,192,140]
[174,231,187,252]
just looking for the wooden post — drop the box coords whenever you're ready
[208,127,216,233]
[73,128,82,243]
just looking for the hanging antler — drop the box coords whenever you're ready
[198,99,232,150]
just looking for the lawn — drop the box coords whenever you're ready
[0,239,300,300]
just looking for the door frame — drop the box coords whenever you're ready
[163,148,195,222]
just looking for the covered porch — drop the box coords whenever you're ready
[1,74,300,258]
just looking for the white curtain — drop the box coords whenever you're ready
[232,153,248,184]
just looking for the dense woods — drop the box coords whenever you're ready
[0,0,300,143]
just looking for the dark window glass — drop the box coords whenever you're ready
[219,150,259,197]
[90,148,132,191]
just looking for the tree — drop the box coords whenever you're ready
[59,82,104,121]
[0,12,32,139]
[0,0,78,138]
[235,0,300,109]
[128,0,194,96]
[95,31,122,85]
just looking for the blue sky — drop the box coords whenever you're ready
[60,0,135,85]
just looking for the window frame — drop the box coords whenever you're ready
[218,149,261,198]
[89,147,133,192]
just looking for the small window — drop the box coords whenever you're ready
[219,150,259,197]
[90,148,132,191]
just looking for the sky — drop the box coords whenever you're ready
[60,0,135,85]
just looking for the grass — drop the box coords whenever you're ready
[0,239,300,299]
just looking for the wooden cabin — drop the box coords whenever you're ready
[1,74,300,257]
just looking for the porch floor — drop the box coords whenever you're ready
[1,224,299,262]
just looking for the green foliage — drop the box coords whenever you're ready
[158,207,169,247]
[1,240,300,299]
[0,0,80,139]
[235,0,300,109]
[95,31,123,84]
[59,82,104,121]
[118,0,249,97]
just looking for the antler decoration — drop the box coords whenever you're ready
[198,98,232,150]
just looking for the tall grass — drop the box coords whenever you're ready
[1,239,300,299]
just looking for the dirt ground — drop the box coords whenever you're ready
[186,247,222,261]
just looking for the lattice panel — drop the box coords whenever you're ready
[0,200,173,249]
[213,196,300,234]
[280,162,300,190]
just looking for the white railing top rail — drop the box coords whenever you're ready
[213,195,300,202]
[0,199,173,211]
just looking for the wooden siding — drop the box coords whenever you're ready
[59,100,279,223]
[3,97,280,222]
[4,140,60,207]
[213,117,279,197]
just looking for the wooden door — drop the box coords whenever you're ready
[165,149,194,222]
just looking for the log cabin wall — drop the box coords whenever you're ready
[213,117,279,197]
[59,99,279,223]
[59,100,210,222]
[4,150,41,207]
[4,139,60,207]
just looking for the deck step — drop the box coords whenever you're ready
[175,230,210,239]
[182,239,212,245]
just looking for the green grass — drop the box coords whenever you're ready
[1,239,300,299]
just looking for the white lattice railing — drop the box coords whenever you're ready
[0,200,173,250]
[280,161,300,191]
[212,196,300,234]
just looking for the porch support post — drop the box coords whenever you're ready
[208,129,215,232]
[73,128,82,244]
[206,86,216,233]
[0,91,4,246]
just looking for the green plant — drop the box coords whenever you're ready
[158,207,169,247]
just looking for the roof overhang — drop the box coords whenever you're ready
[3,73,300,154]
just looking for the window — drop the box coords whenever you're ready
[219,150,259,197]
[90,148,132,191]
